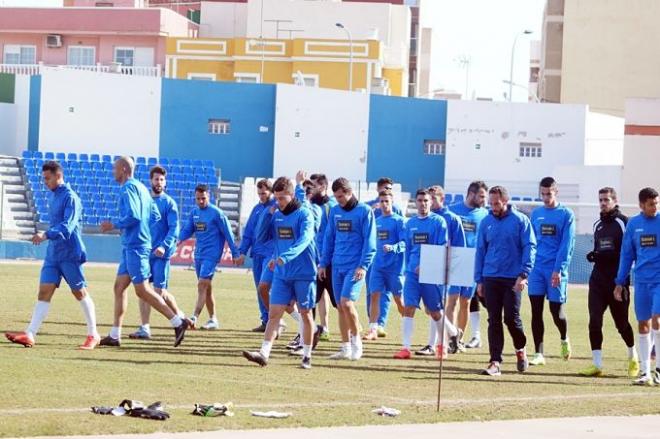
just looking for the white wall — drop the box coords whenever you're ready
[0,104,17,156]
[273,84,369,181]
[444,100,587,198]
[584,111,624,166]
[0,75,30,157]
[199,1,247,38]
[37,68,160,157]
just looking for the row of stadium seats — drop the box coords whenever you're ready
[24,151,219,226]
[22,150,214,168]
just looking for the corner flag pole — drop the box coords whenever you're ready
[436,245,450,412]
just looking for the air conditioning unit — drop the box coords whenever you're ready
[46,35,62,48]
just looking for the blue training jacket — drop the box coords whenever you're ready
[179,204,239,262]
[321,199,377,271]
[258,201,317,281]
[433,206,466,248]
[113,178,160,250]
[615,212,660,285]
[475,206,536,282]
[239,198,276,259]
[366,197,403,219]
[45,183,86,263]
[530,204,576,273]
[150,192,179,259]
[295,184,336,258]
[405,213,448,274]
[373,213,406,273]
[449,202,489,249]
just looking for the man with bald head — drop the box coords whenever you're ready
[99,157,188,347]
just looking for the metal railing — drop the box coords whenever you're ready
[0,63,162,77]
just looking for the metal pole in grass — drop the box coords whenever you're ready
[437,245,451,411]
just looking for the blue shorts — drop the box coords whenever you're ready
[195,258,217,280]
[449,285,477,298]
[270,277,316,310]
[40,260,86,290]
[528,268,567,303]
[259,258,274,285]
[118,247,151,285]
[149,256,170,289]
[332,267,364,303]
[403,272,443,312]
[368,268,404,296]
[634,282,660,322]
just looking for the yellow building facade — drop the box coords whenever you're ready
[165,37,406,96]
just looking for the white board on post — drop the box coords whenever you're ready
[447,247,476,287]
[419,244,447,285]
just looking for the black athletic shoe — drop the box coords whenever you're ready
[301,356,312,370]
[312,325,321,350]
[286,334,301,350]
[174,320,187,347]
[516,349,529,373]
[99,336,120,347]
[243,350,268,367]
[415,345,435,356]
[448,335,460,354]
[252,322,267,333]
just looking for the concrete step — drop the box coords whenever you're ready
[9,205,30,213]
[0,175,23,185]
[219,201,239,210]
[13,212,35,220]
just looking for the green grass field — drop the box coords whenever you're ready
[1,261,659,438]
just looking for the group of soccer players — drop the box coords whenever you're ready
[5,158,660,384]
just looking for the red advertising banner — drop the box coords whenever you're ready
[171,239,235,266]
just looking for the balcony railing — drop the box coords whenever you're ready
[0,63,162,77]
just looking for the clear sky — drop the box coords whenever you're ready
[421,0,546,101]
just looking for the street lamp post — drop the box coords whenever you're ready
[509,30,533,102]
[336,22,353,91]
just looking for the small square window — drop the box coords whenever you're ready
[209,119,230,135]
[424,139,445,155]
[519,142,542,158]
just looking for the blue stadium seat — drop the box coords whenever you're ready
[33,151,43,159]
[203,160,214,167]
[44,152,54,160]
[79,153,89,162]
[22,150,33,159]
[136,157,146,165]
[512,196,521,201]
[69,161,80,170]
[55,152,65,161]
[67,153,77,161]
[102,155,112,162]
[113,155,121,161]
[81,163,91,171]
[91,162,103,171]
[23,158,34,169]
[534,197,542,202]
[445,194,453,205]
[192,159,203,167]
[522,197,533,202]
[453,194,464,203]
[170,158,181,165]
[159,158,170,166]
[36,159,44,168]
[90,154,100,162]
[102,162,113,171]
[147,157,157,165]
[182,159,192,167]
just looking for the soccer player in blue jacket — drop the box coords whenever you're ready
[236,179,276,332]
[419,185,466,356]
[179,184,239,330]
[615,187,660,385]
[449,181,489,349]
[528,177,576,366]
[475,185,536,376]
[99,157,188,347]
[5,161,100,350]
[364,177,403,338]
[129,165,185,340]
[363,190,406,341]
[242,177,318,369]
[320,178,376,361]
[393,189,459,360]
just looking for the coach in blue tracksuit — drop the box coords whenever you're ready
[363,190,406,341]
[237,179,276,332]
[100,157,187,348]
[243,177,318,369]
[320,178,376,361]
[475,185,536,376]
[179,183,239,330]
[528,177,576,366]
[5,160,100,350]
[129,165,184,340]
[615,187,660,385]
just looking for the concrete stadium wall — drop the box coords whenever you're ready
[0,234,121,263]
[37,69,161,157]
[0,74,31,157]
[367,95,446,192]
[159,78,275,182]
[444,100,587,197]
[273,84,369,182]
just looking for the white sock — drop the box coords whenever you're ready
[350,334,362,347]
[290,311,302,337]
[261,340,273,358]
[210,314,217,322]
[592,349,603,368]
[654,330,660,370]
[427,318,438,347]
[140,324,151,333]
[402,317,414,349]
[341,341,351,353]
[303,344,312,358]
[369,322,378,331]
[628,346,637,360]
[26,300,50,340]
[110,326,121,340]
[639,333,652,375]
[442,317,459,338]
[78,296,98,337]
[470,311,481,339]
[169,315,183,327]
